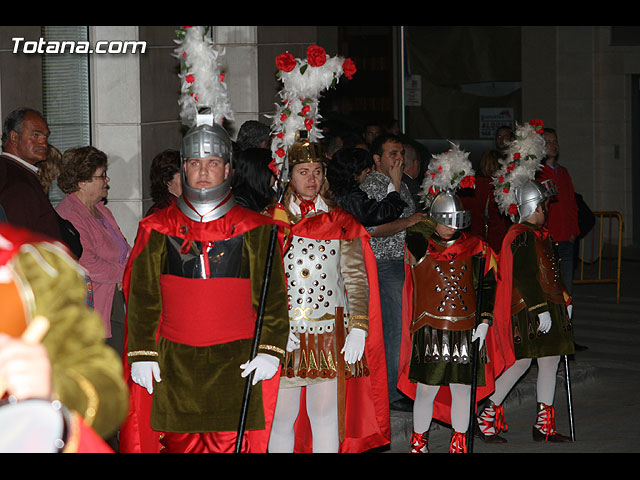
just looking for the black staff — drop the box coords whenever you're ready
[466,198,490,452]
[234,175,289,453]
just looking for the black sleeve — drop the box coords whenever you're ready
[338,188,407,227]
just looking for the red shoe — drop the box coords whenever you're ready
[532,403,572,443]
[476,400,508,443]
[449,431,467,453]
[409,431,429,453]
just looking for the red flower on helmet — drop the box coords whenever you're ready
[460,175,475,189]
[342,58,357,80]
[307,45,327,67]
[509,204,518,215]
[304,117,314,130]
[276,52,297,73]
[529,118,544,133]
[186,74,194,83]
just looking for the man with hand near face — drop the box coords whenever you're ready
[121,121,289,453]
[360,134,427,412]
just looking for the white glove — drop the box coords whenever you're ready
[131,361,161,395]
[537,311,552,334]
[286,331,300,352]
[567,304,573,320]
[341,328,366,364]
[471,323,489,351]
[240,353,280,385]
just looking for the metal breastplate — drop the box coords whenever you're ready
[164,233,244,279]
[284,236,347,335]
[410,246,476,332]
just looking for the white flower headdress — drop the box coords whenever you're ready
[420,142,476,207]
[492,119,547,218]
[268,45,356,179]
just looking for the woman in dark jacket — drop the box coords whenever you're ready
[326,147,406,227]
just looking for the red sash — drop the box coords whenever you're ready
[159,275,255,346]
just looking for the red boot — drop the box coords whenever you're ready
[532,402,572,442]
[475,400,508,443]
[409,431,430,453]
[449,431,467,453]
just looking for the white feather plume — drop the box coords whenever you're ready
[174,26,234,128]
[420,142,475,206]
[492,120,547,218]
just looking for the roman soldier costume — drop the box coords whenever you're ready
[119,27,288,453]
[397,144,511,453]
[264,136,390,453]
[478,120,574,444]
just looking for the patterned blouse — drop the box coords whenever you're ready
[359,170,416,261]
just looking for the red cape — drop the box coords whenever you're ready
[268,205,391,453]
[397,231,514,423]
[119,203,282,453]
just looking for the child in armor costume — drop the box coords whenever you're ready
[397,145,510,453]
[266,137,390,453]
[477,120,574,444]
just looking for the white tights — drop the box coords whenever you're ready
[413,383,471,434]
[489,355,561,407]
[268,379,339,453]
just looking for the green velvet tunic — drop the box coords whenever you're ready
[126,222,289,433]
[509,227,574,359]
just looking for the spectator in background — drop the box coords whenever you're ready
[37,145,63,197]
[0,107,62,242]
[460,149,512,254]
[146,149,182,216]
[56,146,131,358]
[536,127,585,351]
[323,133,343,160]
[341,131,368,150]
[360,134,427,411]
[362,122,382,150]
[326,146,407,227]
[231,147,276,212]
[536,128,580,294]
[34,145,84,263]
[235,120,271,151]
[402,143,425,210]
[495,125,515,160]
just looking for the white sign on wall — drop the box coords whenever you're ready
[479,108,514,138]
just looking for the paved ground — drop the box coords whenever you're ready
[379,259,640,453]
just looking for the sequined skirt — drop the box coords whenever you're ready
[408,326,486,386]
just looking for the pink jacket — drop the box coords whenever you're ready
[57,193,131,336]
